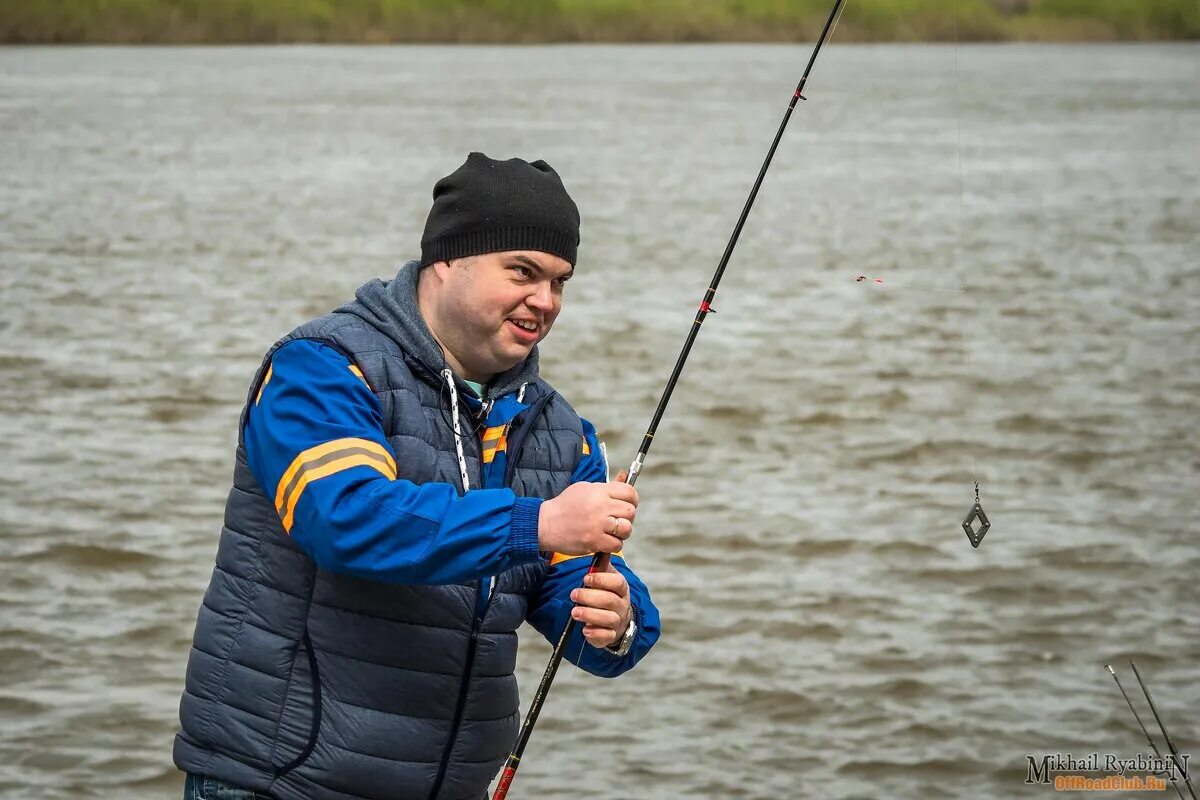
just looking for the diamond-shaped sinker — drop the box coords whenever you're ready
[962,502,990,548]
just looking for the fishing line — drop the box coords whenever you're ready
[855,275,965,293]
[827,0,850,44]
[855,0,990,546]
[949,0,991,547]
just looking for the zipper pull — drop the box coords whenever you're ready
[476,575,498,622]
[476,397,494,427]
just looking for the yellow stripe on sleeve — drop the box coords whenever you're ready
[279,452,396,533]
[549,550,623,567]
[255,364,274,406]
[348,364,371,390]
[274,438,397,516]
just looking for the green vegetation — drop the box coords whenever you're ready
[2,0,1197,43]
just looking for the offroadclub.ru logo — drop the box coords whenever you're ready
[1026,753,1191,792]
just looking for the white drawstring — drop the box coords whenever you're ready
[443,370,500,610]
[517,382,527,403]
[441,369,471,493]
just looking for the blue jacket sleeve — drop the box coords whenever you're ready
[243,339,543,585]
[525,419,661,677]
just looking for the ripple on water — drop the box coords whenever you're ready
[994,412,1071,435]
[785,537,861,559]
[0,646,65,682]
[761,620,844,643]
[868,540,946,559]
[0,354,44,372]
[699,403,767,424]
[965,581,1094,606]
[144,392,224,424]
[782,410,853,428]
[836,756,985,779]
[1039,544,1142,572]
[0,694,51,716]
[11,543,164,570]
[736,686,823,724]
[859,676,939,701]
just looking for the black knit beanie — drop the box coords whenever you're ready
[420,152,580,267]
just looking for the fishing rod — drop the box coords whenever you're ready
[1106,665,1187,800]
[491,1,849,797]
[1130,661,1198,800]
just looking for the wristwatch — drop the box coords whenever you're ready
[604,614,637,657]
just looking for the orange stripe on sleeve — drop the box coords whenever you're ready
[348,364,371,389]
[255,364,274,405]
[274,438,397,515]
[279,452,396,533]
[549,550,623,567]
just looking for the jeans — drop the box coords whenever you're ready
[183,773,275,800]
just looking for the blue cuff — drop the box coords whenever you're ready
[508,497,543,564]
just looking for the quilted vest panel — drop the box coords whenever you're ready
[175,312,585,800]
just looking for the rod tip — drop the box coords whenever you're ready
[1105,664,1115,675]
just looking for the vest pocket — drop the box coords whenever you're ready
[271,630,322,779]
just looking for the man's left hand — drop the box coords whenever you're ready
[569,563,632,649]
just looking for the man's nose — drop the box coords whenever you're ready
[526,282,555,311]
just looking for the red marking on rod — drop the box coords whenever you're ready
[700,301,713,313]
[493,767,516,799]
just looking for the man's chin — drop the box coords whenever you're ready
[494,345,534,373]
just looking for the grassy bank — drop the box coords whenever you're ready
[2,0,1198,44]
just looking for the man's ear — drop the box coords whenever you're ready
[428,260,452,284]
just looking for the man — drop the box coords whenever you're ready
[174,153,660,800]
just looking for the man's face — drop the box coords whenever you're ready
[434,250,573,381]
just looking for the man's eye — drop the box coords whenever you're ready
[512,266,532,278]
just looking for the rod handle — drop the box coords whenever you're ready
[492,764,517,799]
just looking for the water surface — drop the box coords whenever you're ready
[1,43,1197,799]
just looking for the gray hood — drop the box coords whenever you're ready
[336,259,541,399]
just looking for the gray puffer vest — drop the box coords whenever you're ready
[174,266,586,800]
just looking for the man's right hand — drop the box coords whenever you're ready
[537,471,638,556]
